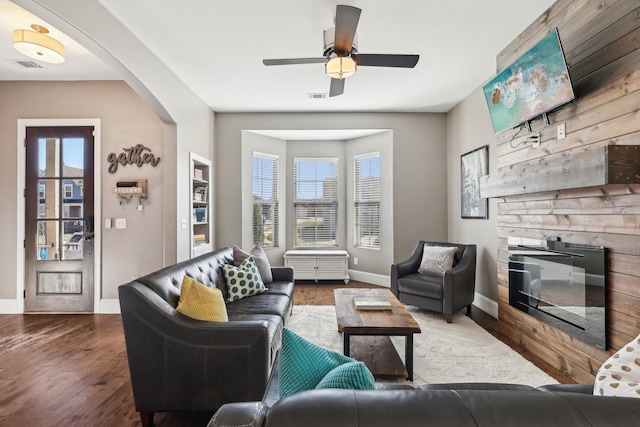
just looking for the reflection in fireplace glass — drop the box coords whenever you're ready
[508,240,606,350]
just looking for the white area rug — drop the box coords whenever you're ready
[287,305,558,387]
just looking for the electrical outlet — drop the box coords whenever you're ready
[115,218,127,229]
[353,257,359,265]
[531,133,540,148]
[557,123,566,140]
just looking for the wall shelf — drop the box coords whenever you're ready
[113,179,147,205]
[190,153,212,258]
[480,145,640,198]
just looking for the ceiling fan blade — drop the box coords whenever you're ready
[353,54,420,68]
[263,58,326,66]
[329,78,345,97]
[334,5,361,54]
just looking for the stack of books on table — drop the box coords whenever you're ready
[193,234,207,246]
[353,296,392,311]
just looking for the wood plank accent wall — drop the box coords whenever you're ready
[490,0,640,384]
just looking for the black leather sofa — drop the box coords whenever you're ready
[118,247,294,427]
[208,383,640,427]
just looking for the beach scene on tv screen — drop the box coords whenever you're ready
[483,29,574,134]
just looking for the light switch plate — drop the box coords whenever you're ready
[115,218,127,229]
[105,218,112,229]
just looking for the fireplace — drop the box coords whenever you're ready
[508,239,607,350]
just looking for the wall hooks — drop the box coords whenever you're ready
[113,179,147,206]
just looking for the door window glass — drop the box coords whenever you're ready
[34,137,85,261]
[37,220,59,260]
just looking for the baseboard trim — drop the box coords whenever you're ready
[473,292,499,319]
[348,270,390,288]
[0,298,120,314]
[0,299,20,314]
[3,291,495,317]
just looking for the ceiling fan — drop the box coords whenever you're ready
[262,5,419,97]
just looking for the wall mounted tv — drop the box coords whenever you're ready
[483,28,575,134]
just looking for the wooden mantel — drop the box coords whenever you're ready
[480,145,640,198]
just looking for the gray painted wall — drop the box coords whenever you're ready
[446,87,499,302]
[344,132,394,276]
[0,81,170,301]
[0,83,496,308]
[214,113,448,271]
[238,131,394,276]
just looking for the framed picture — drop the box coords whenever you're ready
[461,145,489,219]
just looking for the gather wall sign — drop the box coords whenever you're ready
[107,144,161,174]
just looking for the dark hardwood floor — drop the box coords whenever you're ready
[0,281,573,426]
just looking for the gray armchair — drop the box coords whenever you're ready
[391,241,476,323]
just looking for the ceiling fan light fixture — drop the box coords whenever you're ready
[326,56,356,79]
[13,24,65,64]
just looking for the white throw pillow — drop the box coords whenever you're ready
[594,333,640,398]
[418,246,458,276]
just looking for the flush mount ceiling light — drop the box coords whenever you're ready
[325,56,356,79]
[13,24,65,64]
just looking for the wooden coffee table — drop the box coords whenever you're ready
[334,288,421,380]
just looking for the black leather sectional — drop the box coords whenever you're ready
[118,246,294,427]
[208,383,640,427]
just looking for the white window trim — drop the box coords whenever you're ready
[63,184,73,198]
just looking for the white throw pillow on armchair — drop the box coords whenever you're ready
[418,245,458,276]
[594,333,640,398]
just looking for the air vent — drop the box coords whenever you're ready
[307,93,328,99]
[13,60,44,69]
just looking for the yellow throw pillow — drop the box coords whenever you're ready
[177,275,228,321]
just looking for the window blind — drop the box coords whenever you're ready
[293,157,339,247]
[252,152,279,247]
[354,152,380,249]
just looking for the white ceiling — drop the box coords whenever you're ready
[0,0,119,80]
[1,0,556,113]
